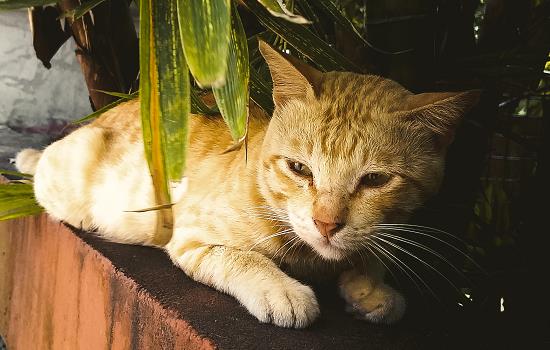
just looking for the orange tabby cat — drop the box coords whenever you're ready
[15,41,479,328]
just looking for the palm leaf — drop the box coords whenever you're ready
[258,0,311,24]
[242,0,360,72]
[0,183,43,221]
[177,0,231,87]
[308,0,413,55]
[212,3,249,147]
[72,92,138,124]
[140,0,190,246]
[60,0,107,20]
[249,67,274,114]
[0,169,33,179]
[190,88,219,115]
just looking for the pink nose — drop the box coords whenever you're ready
[313,219,343,239]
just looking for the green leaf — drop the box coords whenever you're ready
[95,90,138,100]
[243,0,360,72]
[0,183,42,221]
[0,169,33,179]
[141,0,190,245]
[0,0,55,10]
[307,0,413,55]
[60,0,107,20]
[213,4,249,146]
[153,1,190,183]
[177,0,231,87]
[190,88,219,115]
[72,92,138,124]
[249,67,274,114]
[258,0,311,24]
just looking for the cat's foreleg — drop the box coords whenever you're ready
[166,240,320,328]
[339,268,406,324]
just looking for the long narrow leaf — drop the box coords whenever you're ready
[94,90,138,100]
[258,0,311,24]
[308,0,413,56]
[141,0,190,246]
[154,1,189,183]
[60,0,107,20]
[0,0,55,10]
[190,88,219,115]
[177,0,231,87]
[72,92,138,124]
[243,0,360,72]
[0,183,43,221]
[0,169,33,179]
[249,67,274,114]
[213,4,249,146]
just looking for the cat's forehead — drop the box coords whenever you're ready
[317,72,409,120]
[273,73,424,167]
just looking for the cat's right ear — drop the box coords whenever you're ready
[258,40,323,108]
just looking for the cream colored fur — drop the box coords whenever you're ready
[15,41,480,328]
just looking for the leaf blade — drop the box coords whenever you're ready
[177,0,231,87]
[0,183,43,221]
[140,0,190,246]
[213,4,249,145]
[243,0,360,72]
[60,0,107,20]
[258,0,311,24]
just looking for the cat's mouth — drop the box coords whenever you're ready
[287,211,347,261]
[292,227,347,261]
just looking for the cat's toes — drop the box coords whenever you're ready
[243,279,320,328]
[339,272,405,324]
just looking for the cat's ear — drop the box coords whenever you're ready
[258,40,323,108]
[401,90,481,148]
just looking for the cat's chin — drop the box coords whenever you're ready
[310,241,345,261]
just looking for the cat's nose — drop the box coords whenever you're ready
[313,219,344,239]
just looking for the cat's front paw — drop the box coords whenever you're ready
[240,277,320,328]
[339,270,405,324]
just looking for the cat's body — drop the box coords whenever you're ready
[15,42,479,328]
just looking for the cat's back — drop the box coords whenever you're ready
[26,98,268,244]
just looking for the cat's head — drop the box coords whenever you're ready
[256,41,480,261]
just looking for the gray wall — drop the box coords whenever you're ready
[0,10,94,169]
[0,10,91,127]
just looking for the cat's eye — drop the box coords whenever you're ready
[287,160,312,177]
[360,172,391,188]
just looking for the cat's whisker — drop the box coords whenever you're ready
[247,210,291,224]
[279,238,302,264]
[371,235,463,298]
[272,236,299,260]
[375,231,471,284]
[367,239,439,301]
[359,242,401,289]
[376,223,467,245]
[374,225,486,274]
[247,230,291,252]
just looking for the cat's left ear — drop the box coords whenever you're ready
[401,90,481,148]
[258,40,323,108]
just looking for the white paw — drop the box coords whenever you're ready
[240,278,320,328]
[339,271,405,324]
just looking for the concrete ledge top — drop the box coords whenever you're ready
[73,226,493,350]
